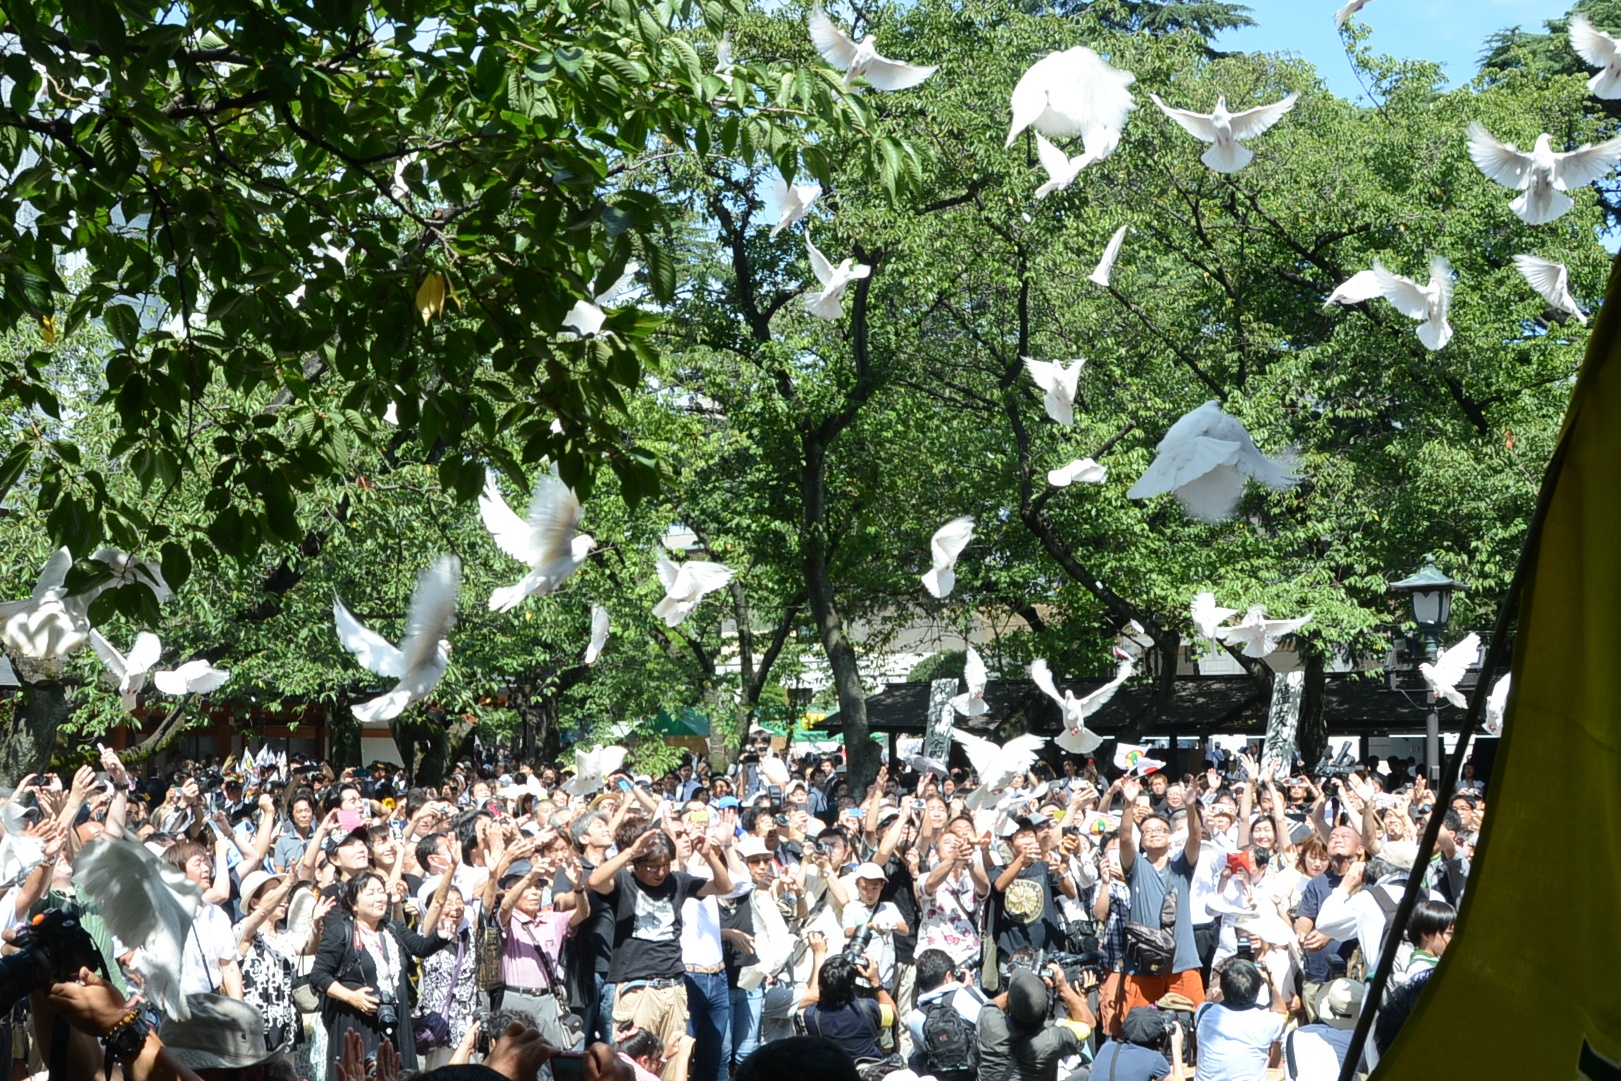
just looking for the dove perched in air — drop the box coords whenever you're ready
[480,470,595,612]
[952,730,1047,811]
[1483,672,1511,734]
[770,175,822,237]
[74,835,201,1021]
[951,647,989,717]
[1007,47,1136,156]
[1048,459,1107,487]
[653,555,735,627]
[1372,257,1453,350]
[804,235,871,319]
[1420,632,1480,709]
[922,515,974,598]
[1032,656,1133,755]
[1323,269,1382,309]
[564,745,629,796]
[562,262,640,336]
[807,6,937,91]
[1033,133,1094,199]
[0,798,45,888]
[1466,121,1621,225]
[1512,254,1587,325]
[334,555,460,724]
[1216,606,1312,660]
[1569,15,1621,99]
[1126,400,1300,523]
[1334,0,1374,28]
[89,630,162,711]
[1090,225,1129,287]
[0,548,89,661]
[152,659,231,696]
[1151,93,1298,174]
[1190,592,1238,642]
[1022,357,1084,426]
[584,604,610,665]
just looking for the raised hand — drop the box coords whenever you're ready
[1239,752,1260,782]
[1205,767,1222,791]
[98,746,129,788]
[1119,776,1143,805]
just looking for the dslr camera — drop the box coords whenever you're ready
[0,908,106,1016]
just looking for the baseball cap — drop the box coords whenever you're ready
[736,836,773,859]
[499,859,534,886]
[1122,1006,1172,1047]
[160,995,277,1071]
[852,861,887,882]
[1319,978,1364,1029]
[714,795,741,809]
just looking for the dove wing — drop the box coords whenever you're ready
[1151,94,1218,142]
[1034,133,1071,182]
[1552,135,1621,189]
[962,647,987,695]
[1428,632,1480,692]
[1075,659,1133,713]
[479,473,538,564]
[1371,261,1433,320]
[673,561,735,601]
[808,7,859,69]
[1227,94,1298,140]
[1485,672,1512,731]
[1513,254,1569,308]
[1324,269,1383,307]
[1090,225,1128,286]
[333,595,406,678]
[950,729,1001,781]
[1022,357,1058,394]
[33,547,72,599]
[862,54,937,91]
[73,835,201,1020]
[1029,657,1064,705]
[1570,14,1621,68]
[1466,123,1532,188]
[1126,435,1245,498]
[995,734,1048,778]
[805,236,836,287]
[585,604,611,665]
[520,472,586,571]
[655,553,681,592]
[125,632,162,676]
[398,556,460,677]
[929,515,975,566]
[88,629,128,681]
[595,262,640,306]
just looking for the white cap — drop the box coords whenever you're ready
[736,836,772,859]
[852,861,887,882]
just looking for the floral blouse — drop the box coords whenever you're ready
[916,865,983,966]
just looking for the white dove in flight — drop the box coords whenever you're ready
[1513,254,1587,325]
[1190,592,1238,642]
[1048,458,1107,487]
[953,729,1047,810]
[1089,224,1129,287]
[922,515,975,598]
[1334,0,1374,29]
[1033,133,1094,199]
[1126,400,1300,522]
[1484,671,1511,734]
[479,470,595,612]
[74,835,201,1021]
[770,175,822,237]
[584,604,611,665]
[1116,620,1154,660]
[804,235,871,319]
[808,6,937,91]
[1022,357,1084,425]
[152,659,231,696]
[653,555,735,627]
[715,34,736,78]
[1032,656,1133,755]
[1007,47,1136,156]
[89,630,162,711]
[564,744,629,796]
[1216,606,1312,659]
[0,548,89,660]
[64,548,174,622]
[1372,256,1454,350]
[1570,15,1621,98]
[1323,268,1382,309]
[1466,121,1621,225]
[1151,92,1298,174]
[562,262,640,337]
[1421,632,1480,709]
[334,555,460,724]
[952,647,989,717]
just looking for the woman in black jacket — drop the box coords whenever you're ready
[309,870,450,1080]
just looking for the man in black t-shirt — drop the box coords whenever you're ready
[984,820,1072,981]
[554,812,616,1042]
[589,827,733,1081]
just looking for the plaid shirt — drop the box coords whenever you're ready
[1093,878,1132,972]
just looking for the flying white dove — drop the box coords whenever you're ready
[1216,606,1312,659]
[1484,671,1511,734]
[1372,256,1453,350]
[1022,357,1084,426]
[74,835,201,1021]
[952,730,1047,811]
[152,659,231,696]
[1007,47,1136,156]
[653,555,735,627]
[951,647,989,717]
[1032,656,1133,755]
[1420,632,1480,709]
[1151,93,1299,174]
[89,630,162,711]
[1126,400,1300,522]
[479,470,595,612]
[1334,0,1374,29]
[334,555,460,724]
[770,175,822,237]
[1116,621,1154,660]
[1512,254,1587,325]
[584,604,611,665]
[561,262,640,336]
[1033,133,1093,199]
[715,34,736,78]
[563,745,629,796]
[1570,15,1621,99]
[1089,224,1129,287]
[1190,591,1238,642]
[922,515,975,598]
[0,798,44,888]
[1323,268,1382,309]
[1047,458,1107,487]
[804,235,871,319]
[0,548,90,660]
[808,6,937,91]
[1466,121,1621,226]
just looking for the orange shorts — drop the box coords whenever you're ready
[1113,968,1206,1032]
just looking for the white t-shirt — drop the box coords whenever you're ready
[1284,1023,1355,1081]
[841,898,903,989]
[1193,1003,1285,1081]
[181,901,237,995]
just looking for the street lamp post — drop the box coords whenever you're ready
[1390,556,1466,784]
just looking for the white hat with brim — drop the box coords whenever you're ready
[161,994,277,1070]
[237,870,284,908]
[1319,978,1364,1030]
[736,836,772,859]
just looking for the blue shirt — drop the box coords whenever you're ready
[1126,850,1201,975]
[1093,1040,1171,1081]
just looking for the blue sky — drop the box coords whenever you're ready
[1215,0,1576,102]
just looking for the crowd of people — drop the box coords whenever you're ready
[0,728,1484,1081]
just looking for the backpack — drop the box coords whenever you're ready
[919,992,978,1079]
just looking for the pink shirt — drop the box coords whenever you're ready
[502,908,571,988]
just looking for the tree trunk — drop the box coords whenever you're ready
[0,681,72,776]
[389,712,471,787]
[1297,652,1328,769]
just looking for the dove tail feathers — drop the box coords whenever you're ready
[1511,189,1572,226]
[804,292,846,320]
[1203,141,1253,174]
[1592,70,1621,100]
[1175,466,1249,523]
[922,568,955,599]
[352,690,411,725]
[1417,318,1453,351]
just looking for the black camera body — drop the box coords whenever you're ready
[375,993,398,1030]
[844,923,875,963]
[0,907,106,1016]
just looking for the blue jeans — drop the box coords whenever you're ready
[729,984,762,1069]
[590,975,616,1046]
[684,970,732,1081]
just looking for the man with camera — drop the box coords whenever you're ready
[976,960,1096,1081]
[904,948,988,1081]
[1093,1005,1187,1081]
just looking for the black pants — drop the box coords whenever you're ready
[1193,921,1219,983]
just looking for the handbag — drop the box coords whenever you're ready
[412,933,466,1051]
[1123,882,1179,976]
[476,911,505,992]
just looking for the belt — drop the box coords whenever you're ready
[621,977,683,990]
[684,963,724,975]
[503,985,554,998]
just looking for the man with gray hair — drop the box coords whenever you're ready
[1309,841,1447,985]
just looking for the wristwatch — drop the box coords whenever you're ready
[104,1011,153,1061]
